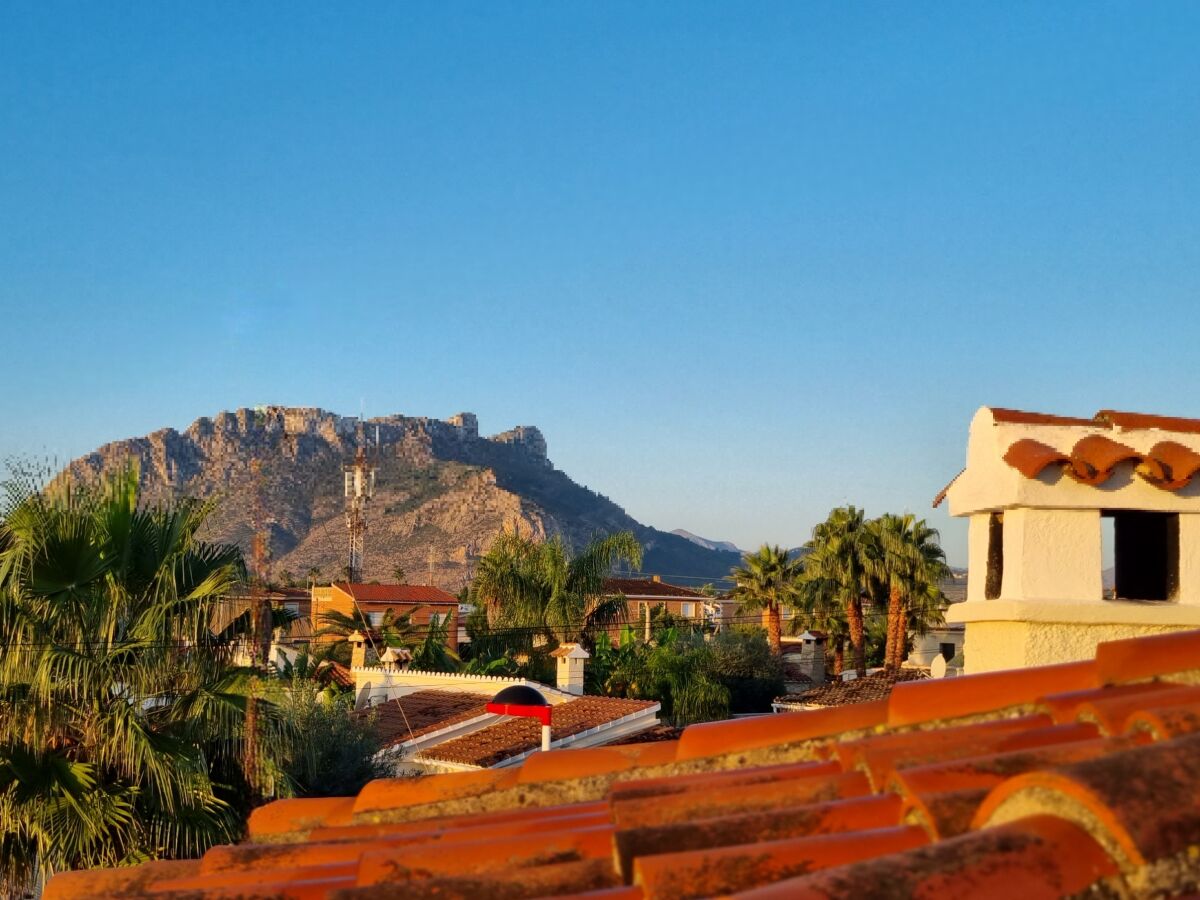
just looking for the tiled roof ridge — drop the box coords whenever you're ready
[603,577,708,598]
[43,628,1200,899]
[990,406,1200,433]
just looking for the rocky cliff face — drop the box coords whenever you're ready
[64,406,740,589]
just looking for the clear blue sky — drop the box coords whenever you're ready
[3,2,1199,566]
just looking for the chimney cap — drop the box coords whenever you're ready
[487,684,552,725]
[550,642,590,659]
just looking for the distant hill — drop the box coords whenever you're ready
[61,407,743,590]
[670,529,744,555]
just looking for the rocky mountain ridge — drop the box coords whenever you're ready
[64,406,741,589]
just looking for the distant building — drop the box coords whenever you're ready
[603,576,711,628]
[312,582,466,647]
[937,407,1200,672]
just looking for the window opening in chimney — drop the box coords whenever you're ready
[1103,510,1179,602]
[984,512,1004,600]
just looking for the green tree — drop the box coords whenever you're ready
[469,531,642,642]
[391,564,407,583]
[872,514,952,670]
[729,545,802,655]
[802,506,881,677]
[0,466,286,889]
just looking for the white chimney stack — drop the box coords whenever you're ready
[551,642,589,696]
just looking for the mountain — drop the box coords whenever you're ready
[61,407,742,590]
[670,529,743,555]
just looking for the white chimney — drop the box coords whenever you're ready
[552,642,589,696]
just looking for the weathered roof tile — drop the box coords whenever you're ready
[44,629,1200,899]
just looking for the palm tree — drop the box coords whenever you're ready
[306,566,322,587]
[802,506,881,677]
[314,606,418,664]
[0,465,283,888]
[873,514,951,670]
[469,531,643,643]
[729,545,802,655]
[391,564,407,583]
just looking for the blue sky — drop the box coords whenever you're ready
[3,2,1199,565]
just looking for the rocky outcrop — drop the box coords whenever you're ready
[62,406,741,589]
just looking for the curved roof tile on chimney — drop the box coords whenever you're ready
[1064,435,1146,485]
[1142,440,1200,490]
[1001,438,1071,479]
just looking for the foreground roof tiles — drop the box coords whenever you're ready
[45,628,1200,899]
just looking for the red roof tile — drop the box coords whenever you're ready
[602,578,707,599]
[334,581,460,604]
[419,696,659,768]
[996,410,1200,491]
[775,668,927,709]
[45,628,1200,899]
[355,690,490,747]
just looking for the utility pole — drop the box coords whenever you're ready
[427,543,435,586]
[343,426,376,583]
[245,458,272,793]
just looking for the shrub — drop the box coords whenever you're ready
[277,682,388,797]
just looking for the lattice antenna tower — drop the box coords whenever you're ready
[343,420,378,583]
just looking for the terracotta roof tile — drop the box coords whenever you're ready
[602,578,707,599]
[612,794,904,882]
[990,408,1101,426]
[996,411,1200,491]
[45,628,1200,899]
[1143,440,1200,489]
[730,815,1119,899]
[886,659,1098,726]
[356,690,490,747]
[1094,628,1200,683]
[632,825,928,900]
[1095,409,1200,434]
[1002,438,1071,478]
[417,696,658,768]
[775,668,927,709]
[676,699,889,760]
[333,581,460,603]
[974,732,1200,868]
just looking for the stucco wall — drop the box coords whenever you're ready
[951,599,1200,673]
[1000,507,1102,603]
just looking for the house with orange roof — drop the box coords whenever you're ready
[937,407,1200,673]
[311,581,467,648]
[47,627,1200,898]
[603,576,717,631]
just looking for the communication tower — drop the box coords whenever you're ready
[343,425,378,583]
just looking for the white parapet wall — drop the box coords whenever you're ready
[350,666,575,709]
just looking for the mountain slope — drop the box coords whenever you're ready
[62,407,740,589]
[670,529,743,555]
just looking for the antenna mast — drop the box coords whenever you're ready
[343,422,377,583]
